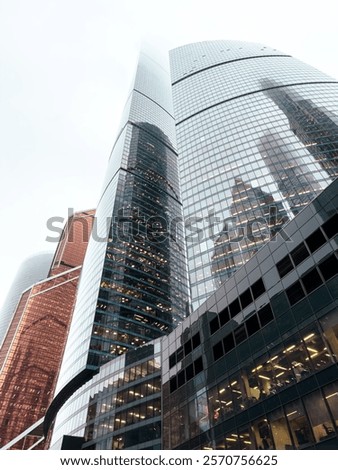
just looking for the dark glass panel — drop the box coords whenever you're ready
[251,278,266,299]
[240,288,253,309]
[223,333,235,353]
[301,268,323,294]
[305,228,326,253]
[318,254,338,280]
[192,332,201,349]
[229,298,241,318]
[210,316,220,334]
[234,324,247,345]
[213,341,224,361]
[219,307,230,326]
[290,242,309,266]
[322,213,338,239]
[246,314,260,335]
[276,255,293,278]
[258,304,274,326]
[286,281,305,306]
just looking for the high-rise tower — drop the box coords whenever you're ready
[170,40,338,309]
[0,210,94,449]
[45,53,189,444]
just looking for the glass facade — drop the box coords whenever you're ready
[44,44,338,451]
[0,211,94,449]
[50,340,162,450]
[47,53,189,443]
[170,40,338,309]
[0,252,53,348]
[162,179,338,450]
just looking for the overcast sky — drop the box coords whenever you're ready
[1,0,338,308]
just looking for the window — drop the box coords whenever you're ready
[177,370,185,387]
[323,381,338,427]
[213,341,224,361]
[318,254,338,280]
[246,314,260,335]
[302,326,333,371]
[219,307,230,326]
[192,332,201,348]
[320,310,338,358]
[186,363,194,381]
[301,268,323,294]
[303,390,335,442]
[268,409,293,450]
[285,400,314,449]
[184,339,192,355]
[210,316,220,334]
[276,255,293,278]
[252,418,274,450]
[258,304,274,326]
[305,228,326,253]
[290,242,309,266]
[286,281,305,306]
[223,333,235,353]
[251,278,265,299]
[234,324,247,344]
[194,356,203,374]
[322,213,338,239]
[170,376,177,393]
[169,353,176,369]
[240,288,253,309]
[176,346,183,362]
[229,298,241,318]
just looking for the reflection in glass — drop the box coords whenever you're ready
[258,131,323,215]
[211,178,289,286]
[262,80,338,180]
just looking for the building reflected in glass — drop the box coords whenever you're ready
[170,40,338,309]
[258,131,323,215]
[262,80,338,180]
[211,177,289,287]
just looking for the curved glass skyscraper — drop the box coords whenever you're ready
[170,40,338,309]
[46,53,189,442]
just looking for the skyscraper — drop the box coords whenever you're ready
[170,40,337,309]
[0,210,94,449]
[44,53,189,446]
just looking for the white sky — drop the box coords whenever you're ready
[1,0,338,307]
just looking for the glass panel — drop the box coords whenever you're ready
[268,408,293,450]
[224,432,240,449]
[320,310,338,359]
[252,418,274,449]
[285,400,314,449]
[170,408,188,448]
[302,326,334,371]
[323,381,338,427]
[238,427,255,450]
[303,390,335,442]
